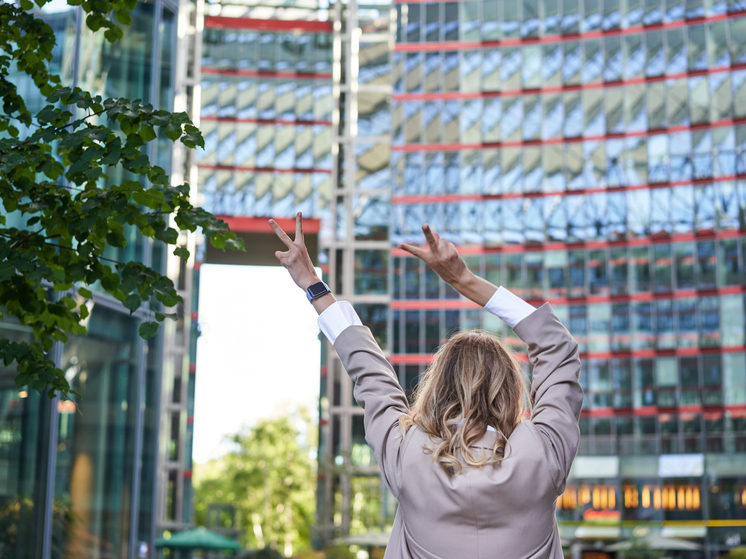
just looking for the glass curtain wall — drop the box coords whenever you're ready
[0,1,177,558]
[378,0,746,556]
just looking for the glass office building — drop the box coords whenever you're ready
[319,0,746,557]
[196,12,334,220]
[0,2,187,558]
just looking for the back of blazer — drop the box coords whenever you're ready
[333,303,583,559]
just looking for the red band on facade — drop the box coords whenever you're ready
[391,230,743,258]
[390,344,746,366]
[202,67,333,80]
[393,10,746,51]
[392,63,746,102]
[391,174,746,205]
[205,16,333,33]
[198,164,331,174]
[392,116,746,153]
[201,116,332,126]
[391,285,746,311]
[581,404,746,418]
[216,215,322,234]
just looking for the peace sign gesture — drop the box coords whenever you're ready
[398,224,471,287]
[269,212,320,291]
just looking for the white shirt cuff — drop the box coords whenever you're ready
[318,301,363,344]
[484,286,537,328]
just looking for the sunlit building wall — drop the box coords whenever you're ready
[314,0,395,546]
[0,2,183,558]
[383,0,746,556]
[195,6,334,222]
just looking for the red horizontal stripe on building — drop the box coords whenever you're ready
[204,16,333,33]
[391,285,745,310]
[390,229,743,258]
[391,173,746,205]
[389,344,746,366]
[198,164,331,174]
[393,116,746,153]
[393,10,746,51]
[392,62,746,102]
[201,116,332,126]
[216,215,322,234]
[202,67,333,80]
[580,404,746,418]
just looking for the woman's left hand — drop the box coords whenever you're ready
[269,213,319,291]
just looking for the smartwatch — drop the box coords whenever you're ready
[306,280,331,302]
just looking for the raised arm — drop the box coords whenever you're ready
[513,305,583,494]
[270,214,410,495]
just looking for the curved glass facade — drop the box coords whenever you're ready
[376,0,746,556]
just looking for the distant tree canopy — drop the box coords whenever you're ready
[194,409,317,556]
[623,538,664,559]
[0,0,243,398]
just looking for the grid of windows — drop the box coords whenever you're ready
[384,0,746,554]
[198,24,333,218]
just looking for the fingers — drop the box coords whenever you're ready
[422,224,439,252]
[398,243,425,259]
[269,219,293,248]
[295,212,304,243]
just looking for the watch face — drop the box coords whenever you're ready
[309,282,328,297]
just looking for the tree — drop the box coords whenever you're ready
[0,0,243,398]
[623,538,664,559]
[725,547,746,559]
[194,409,317,556]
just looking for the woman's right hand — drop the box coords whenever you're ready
[399,225,498,307]
[398,225,473,288]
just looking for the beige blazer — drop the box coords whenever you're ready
[333,303,583,559]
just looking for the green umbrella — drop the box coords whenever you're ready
[155,527,241,551]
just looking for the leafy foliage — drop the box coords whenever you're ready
[0,0,244,396]
[623,538,664,559]
[194,410,317,556]
[725,547,746,559]
[0,495,76,557]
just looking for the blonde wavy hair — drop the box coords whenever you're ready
[399,329,529,475]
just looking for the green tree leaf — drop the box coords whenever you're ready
[138,321,159,340]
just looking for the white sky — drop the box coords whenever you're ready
[193,265,321,464]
